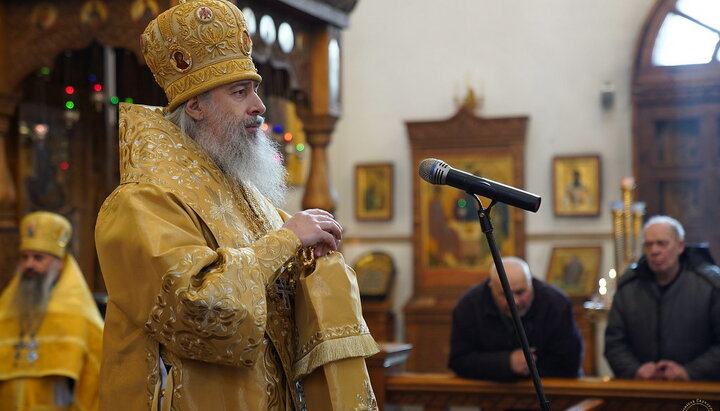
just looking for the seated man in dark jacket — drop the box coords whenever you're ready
[605,215,720,381]
[448,256,583,381]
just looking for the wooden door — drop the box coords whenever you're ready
[635,103,720,258]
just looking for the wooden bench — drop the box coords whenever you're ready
[382,373,720,410]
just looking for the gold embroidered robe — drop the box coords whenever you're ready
[95,104,378,410]
[0,254,104,411]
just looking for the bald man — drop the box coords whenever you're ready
[448,257,583,381]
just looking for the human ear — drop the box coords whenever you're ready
[185,97,204,121]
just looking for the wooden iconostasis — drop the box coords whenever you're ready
[7,45,165,292]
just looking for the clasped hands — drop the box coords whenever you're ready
[635,360,689,381]
[510,347,537,377]
[283,209,342,258]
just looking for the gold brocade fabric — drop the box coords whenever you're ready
[140,0,261,112]
[0,255,104,411]
[294,252,379,380]
[95,104,377,410]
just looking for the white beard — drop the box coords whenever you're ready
[193,113,288,207]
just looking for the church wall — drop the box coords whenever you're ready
[284,0,657,376]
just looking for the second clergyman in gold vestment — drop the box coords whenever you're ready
[95,1,378,410]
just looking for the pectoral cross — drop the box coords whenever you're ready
[14,334,39,364]
[275,277,295,310]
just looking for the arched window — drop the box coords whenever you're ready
[633,0,720,259]
[652,0,720,66]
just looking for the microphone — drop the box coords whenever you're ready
[418,158,541,213]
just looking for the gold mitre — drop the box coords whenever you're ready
[141,0,262,112]
[20,211,72,259]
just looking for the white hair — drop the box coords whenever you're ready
[165,94,209,138]
[644,215,685,241]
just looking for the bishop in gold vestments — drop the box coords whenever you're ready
[95,1,378,409]
[0,212,103,411]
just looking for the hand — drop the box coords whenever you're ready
[634,362,662,380]
[282,209,342,257]
[509,347,536,377]
[657,360,690,381]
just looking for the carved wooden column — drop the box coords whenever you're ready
[0,2,20,290]
[299,26,341,212]
[0,3,14,226]
[0,96,17,225]
[0,95,20,290]
[302,114,338,211]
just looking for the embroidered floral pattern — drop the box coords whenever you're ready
[296,324,372,359]
[118,104,279,247]
[140,0,258,110]
[355,380,379,411]
[262,248,316,404]
[146,247,270,366]
[144,336,160,408]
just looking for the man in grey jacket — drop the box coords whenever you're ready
[604,215,720,380]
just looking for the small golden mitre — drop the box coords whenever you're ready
[20,211,72,259]
[141,0,262,112]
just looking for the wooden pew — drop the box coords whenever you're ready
[383,373,720,411]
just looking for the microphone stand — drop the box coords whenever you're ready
[473,194,551,411]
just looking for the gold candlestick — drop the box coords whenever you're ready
[631,202,646,262]
[611,202,624,274]
[620,177,635,268]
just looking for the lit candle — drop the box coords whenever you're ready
[620,177,635,189]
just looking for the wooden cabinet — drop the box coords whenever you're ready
[571,297,596,376]
[404,297,456,373]
[404,104,529,373]
[362,299,395,343]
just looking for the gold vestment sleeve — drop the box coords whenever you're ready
[96,183,301,368]
[292,252,379,409]
[302,357,378,410]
